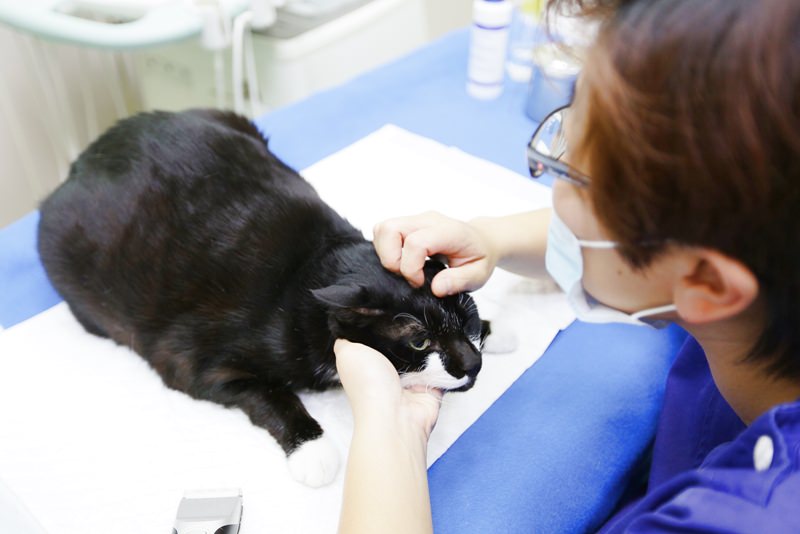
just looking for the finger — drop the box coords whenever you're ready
[333,338,351,354]
[399,225,466,288]
[398,233,429,288]
[334,339,371,400]
[373,213,443,272]
[333,339,372,378]
[430,261,490,297]
[372,221,406,273]
[333,339,398,388]
[333,339,354,374]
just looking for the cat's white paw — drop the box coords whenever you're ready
[483,323,519,354]
[287,435,340,488]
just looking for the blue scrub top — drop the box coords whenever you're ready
[600,337,800,532]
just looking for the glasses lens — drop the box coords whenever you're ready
[532,110,567,160]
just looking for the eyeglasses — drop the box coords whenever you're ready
[526,105,591,188]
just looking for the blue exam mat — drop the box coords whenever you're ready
[0,29,686,533]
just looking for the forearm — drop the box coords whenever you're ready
[339,417,433,534]
[470,208,551,279]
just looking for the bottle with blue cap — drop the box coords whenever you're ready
[467,0,514,100]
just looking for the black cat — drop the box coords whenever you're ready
[37,109,487,487]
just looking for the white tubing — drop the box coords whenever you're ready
[214,49,226,109]
[244,25,261,116]
[231,10,253,114]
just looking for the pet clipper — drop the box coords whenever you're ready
[172,489,243,534]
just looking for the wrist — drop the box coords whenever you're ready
[468,215,507,265]
[341,407,434,534]
[353,408,432,452]
[470,210,551,277]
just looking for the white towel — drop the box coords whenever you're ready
[0,125,573,533]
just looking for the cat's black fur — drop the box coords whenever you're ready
[37,109,486,477]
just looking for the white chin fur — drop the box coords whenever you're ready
[399,352,470,390]
[287,435,340,488]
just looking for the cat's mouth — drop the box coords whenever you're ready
[397,352,477,392]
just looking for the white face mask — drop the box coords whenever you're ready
[545,210,677,328]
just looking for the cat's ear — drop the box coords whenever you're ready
[423,258,448,285]
[311,285,385,316]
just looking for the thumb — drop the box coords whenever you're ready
[334,339,399,391]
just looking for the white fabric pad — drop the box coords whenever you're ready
[0,125,574,533]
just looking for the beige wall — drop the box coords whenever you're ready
[0,25,137,229]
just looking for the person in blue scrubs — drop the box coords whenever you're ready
[334,0,800,532]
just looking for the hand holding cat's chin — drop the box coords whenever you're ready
[334,339,443,439]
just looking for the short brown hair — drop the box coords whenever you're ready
[548,0,800,376]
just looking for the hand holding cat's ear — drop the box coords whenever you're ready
[373,211,498,297]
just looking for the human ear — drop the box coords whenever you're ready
[674,249,759,324]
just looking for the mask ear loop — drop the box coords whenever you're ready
[576,239,618,249]
[575,239,676,321]
[631,303,678,321]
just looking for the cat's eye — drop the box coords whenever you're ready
[408,338,431,351]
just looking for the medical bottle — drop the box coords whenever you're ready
[467,0,514,99]
[524,12,593,120]
[506,0,543,82]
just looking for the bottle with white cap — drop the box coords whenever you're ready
[467,0,514,100]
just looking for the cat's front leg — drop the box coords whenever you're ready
[235,388,340,488]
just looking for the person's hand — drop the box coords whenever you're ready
[372,211,499,297]
[334,339,442,440]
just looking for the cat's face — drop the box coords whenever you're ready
[313,261,485,392]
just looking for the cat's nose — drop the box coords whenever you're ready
[461,349,482,378]
[464,360,482,378]
[449,338,482,378]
